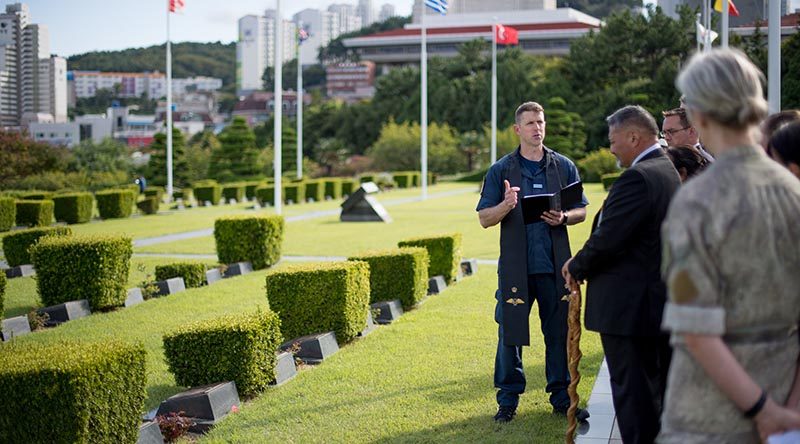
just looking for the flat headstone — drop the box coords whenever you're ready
[287,199,294,205]
[428,275,447,295]
[272,351,297,386]
[1,315,31,341]
[204,200,211,207]
[223,262,252,278]
[154,277,186,297]
[190,201,198,208]
[359,309,376,337]
[205,268,223,285]
[217,199,225,206]
[38,299,91,327]
[250,202,261,210]
[156,381,240,433]
[370,300,404,325]
[340,182,392,223]
[228,198,237,205]
[136,421,165,444]
[125,288,144,307]
[5,264,35,278]
[460,259,478,276]
[307,198,315,203]
[280,331,339,365]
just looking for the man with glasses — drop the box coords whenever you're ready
[662,107,714,163]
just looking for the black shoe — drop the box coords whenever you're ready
[494,405,517,422]
[553,405,590,422]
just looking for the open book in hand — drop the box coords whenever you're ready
[521,181,583,225]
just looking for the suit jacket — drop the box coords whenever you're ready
[569,149,680,336]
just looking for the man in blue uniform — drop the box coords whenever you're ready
[477,101,589,423]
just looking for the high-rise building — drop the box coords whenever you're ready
[358,0,376,27]
[293,8,339,65]
[657,0,791,26]
[237,10,296,94]
[329,4,363,35]
[39,56,66,123]
[412,0,556,21]
[378,3,396,22]
[265,9,297,68]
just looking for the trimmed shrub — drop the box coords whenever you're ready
[601,172,622,191]
[304,179,324,202]
[255,184,276,206]
[136,196,160,215]
[194,180,222,206]
[0,272,5,317]
[52,192,93,224]
[348,247,429,309]
[30,234,133,310]
[144,186,164,202]
[95,189,136,219]
[155,262,207,288]
[163,309,282,398]
[0,197,16,231]
[341,178,359,196]
[173,187,193,201]
[15,199,54,227]
[222,182,246,202]
[393,172,414,188]
[578,149,619,183]
[412,172,422,186]
[323,178,342,200]
[2,226,72,267]
[283,182,305,205]
[244,181,264,200]
[266,261,369,344]
[398,233,462,284]
[19,191,54,200]
[428,172,437,185]
[359,174,375,184]
[0,340,146,444]
[214,215,284,270]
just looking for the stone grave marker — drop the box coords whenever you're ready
[38,299,91,326]
[358,309,376,337]
[1,315,31,341]
[340,182,391,222]
[205,268,223,285]
[136,421,164,444]
[280,331,339,365]
[154,277,186,297]
[125,288,144,307]
[460,259,478,276]
[5,264,35,279]
[428,275,447,295]
[370,300,404,325]
[156,381,240,434]
[272,352,297,386]
[223,262,252,278]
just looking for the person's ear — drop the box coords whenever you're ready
[789,162,800,179]
[679,167,688,182]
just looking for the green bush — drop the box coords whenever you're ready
[143,186,164,202]
[155,262,207,288]
[0,197,16,231]
[348,247,429,309]
[304,180,324,202]
[428,172,437,185]
[255,184,276,206]
[398,233,462,284]
[601,172,622,191]
[2,226,72,267]
[455,168,488,183]
[265,261,370,344]
[173,187,193,201]
[341,178,359,196]
[577,149,620,183]
[0,272,6,317]
[15,199,54,227]
[413,172,422,186]
[214,215,284,270]
[0,340,146,444]
[283,182,305,205]
[136,196,160,215]
[359,174,374,184]
[193,180,222,206]
[392,172,414,188]
[323,178,342,200]
[222,182,246,202]
[95,189,136,219]
[30,234,133,310]
[244,181,264,200]
[52,192,93,224]
[19,191,54,200]
[163,309,282,398]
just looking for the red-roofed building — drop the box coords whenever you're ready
[732,12,799,39]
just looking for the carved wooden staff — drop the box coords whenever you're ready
[564,281,583,444]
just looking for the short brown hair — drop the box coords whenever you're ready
[662,107,691,129]
[762,110,800,143]
[515,101,544,124]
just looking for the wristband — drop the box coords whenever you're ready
[561,212,569,226]
[743,389,767,418]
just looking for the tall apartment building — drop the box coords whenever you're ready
[378,3,396,22]
[237,10,296,94]
[412,0,556,21]
[328,4,363,36]
[293,8,339,65]
[358,0,376,27]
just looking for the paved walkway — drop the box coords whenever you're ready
[575,359,621,444]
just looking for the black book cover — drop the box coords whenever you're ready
[521,181,583,225]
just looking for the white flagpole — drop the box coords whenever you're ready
[696,13,702,53]
[491,22,497,165]
[721,0,729,47]
[166,0,174,202]
[768,0,781,113]
[705,0,711,51]
[274,0,283,214]
[296,22,303,180]
[420,4,428,200]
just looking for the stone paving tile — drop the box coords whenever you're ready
[577,413,615,440]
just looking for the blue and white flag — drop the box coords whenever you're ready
[425,0,448,15]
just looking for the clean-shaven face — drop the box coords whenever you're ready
[514,111,546,149]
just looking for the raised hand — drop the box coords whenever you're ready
[504,180,520,210]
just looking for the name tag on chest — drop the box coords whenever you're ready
[533,184,544,189]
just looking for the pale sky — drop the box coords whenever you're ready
[7,0,413,57]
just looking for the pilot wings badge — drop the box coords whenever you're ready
[505,298,525,306]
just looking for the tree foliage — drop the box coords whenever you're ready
[211,117,263,181]
[0,131,70,188]
[319,15,411,63]
[69,138,132,174]
[367,121,464,174]
[147,128,190,187]
[782,31,800,110]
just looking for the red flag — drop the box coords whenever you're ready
[713,0,740,17]
[495,24,518,45]
[169,0,185,13]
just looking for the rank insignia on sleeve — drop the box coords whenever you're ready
[506,298,525,306]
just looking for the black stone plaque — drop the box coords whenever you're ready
[136,421,165,444]
[280,331,339,365]
[38,299,91,326]
[205,268,223,285]
[272,351,297,386]
[1,315,31,341]
[4,264,35,278]
[125,288,144,307]
[154,277,186,297]
[156,381,240,423]
[428,275,447,295]
[223,262,252,278]
[370,300,404,325]
[358,309,376,337]
[340,182,392,222]
[460,259,478,276]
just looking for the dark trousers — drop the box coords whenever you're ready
[494,273,570,409]
[600,333,672,444]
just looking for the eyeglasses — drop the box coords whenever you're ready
[660,127,690,138]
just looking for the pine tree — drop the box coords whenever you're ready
[545,97,587,160]
[148,128,189,187]
[210,117,261,182]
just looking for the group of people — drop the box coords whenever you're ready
[477,47,800,443]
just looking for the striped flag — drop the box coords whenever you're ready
[298,28,309,43]
[425,0,448,15]
[713,0,740,17]
[168,0,185,13]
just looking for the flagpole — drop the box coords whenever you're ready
[491,21,497,165]
[166,0,174,202]
[705,0,711,51]
[420,4,428,201]
[274,0,283,214]
[296,21,303,180]
[768,0,781,113]
[696,13,702,52]
[721,0,729,48]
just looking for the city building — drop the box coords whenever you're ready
[733,11,799,38]
[326,61,376,102]
[231,90,312,126]
[329,4,362,36]
[378,3,396,22]
[658,0,795,26]
[68,70,222,100]
[412,0,556,21]
[294,8,339,66]
[358,0,376,27]
[29,112,112,147]
[237,10,296,94]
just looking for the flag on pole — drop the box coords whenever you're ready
[696,21,718,44]
[424,0,448,15]
[298,28,309,43]
[496,24,518,45]
[713,0,740,17]
[169,0,185,13]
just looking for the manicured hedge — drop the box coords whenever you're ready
[283,182,305,204]
[255,185,276,206]
[304,180,324,202]
[155,262,207,288]
[194,181,222,206]
[601,172,622,191]
[214,215,284,270]
[323,178,342,200]
[19,191,54,200]
[0,197,16,231]
[163,309,282,398]
[222,183,246,202]
[95,189,136,219]
[244,181,264,200]
[399,233,463,284]
[136,196,160,215]
[2,226,71,267]
[15,199,54,227]
[0,272,6,318]
[144,186,164,202]
[359,174,375,184]
[173,187,193,201]
[341,178,359,197]
[30,234,133,310]
[393,172,415,189]
[0,340,146,444]
[348,247,429,309]
[266,261,370,344]
[52,192,93,224]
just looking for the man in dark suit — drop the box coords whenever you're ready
[562,105,680,444]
